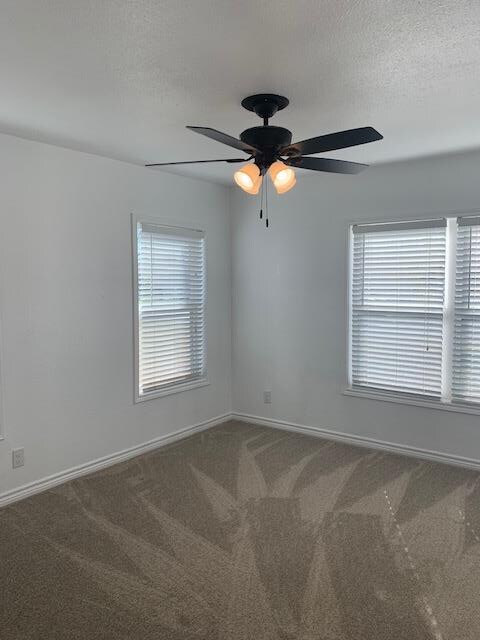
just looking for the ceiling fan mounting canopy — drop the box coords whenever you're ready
[241,93,289,121]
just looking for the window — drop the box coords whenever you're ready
[453,217,480,403]
[134,219,206,401]
[348,216,480,408]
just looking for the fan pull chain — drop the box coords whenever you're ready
[259,173,264,220]
[265,177,269,228]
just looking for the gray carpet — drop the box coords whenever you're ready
[1,419,480,639]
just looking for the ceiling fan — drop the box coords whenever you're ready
[146,93,383,198]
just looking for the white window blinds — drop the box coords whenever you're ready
[453,217,480,403]
[351,220,447,397]
[136,222,206,398]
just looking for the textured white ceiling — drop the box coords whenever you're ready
[1,0,480,184]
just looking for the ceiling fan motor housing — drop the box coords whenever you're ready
[240,126,292,151]
[239,94,295,168]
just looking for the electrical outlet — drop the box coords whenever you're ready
[12,448,24,469]
[263,390,272,404]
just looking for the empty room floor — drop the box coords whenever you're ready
[1,420,479,639]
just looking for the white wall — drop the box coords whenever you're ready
[0,133,231,496]
[3,134,480,499]
[231,149,480,461]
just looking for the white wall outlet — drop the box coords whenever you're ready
[263,390,272,404]
[12,448,24,469]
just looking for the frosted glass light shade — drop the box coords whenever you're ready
[234,163,262,194]
[269,161,296,194]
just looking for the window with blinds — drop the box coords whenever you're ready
[350,220,447,398]
[134,221,206,399]
[453,217,480,403]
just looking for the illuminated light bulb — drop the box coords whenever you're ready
[275,173,296,194]
[269,161,296,194]
[233,163,262,194]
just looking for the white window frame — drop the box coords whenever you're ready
[345,211,480,416]
[132,214,209,403]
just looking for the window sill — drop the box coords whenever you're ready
[343,387,480,416]
[135,378,210,403]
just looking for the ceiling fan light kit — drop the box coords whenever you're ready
[234,160,296,196]
[146,93,383,224]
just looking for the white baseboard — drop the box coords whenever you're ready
[0,413,232,508]
[232,412,480,472]
[4,410,478,509]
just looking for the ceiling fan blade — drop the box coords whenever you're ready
[285,156,368,174]
[282,127,383,156]
[146,158,247,167]
[187,126,259,154]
